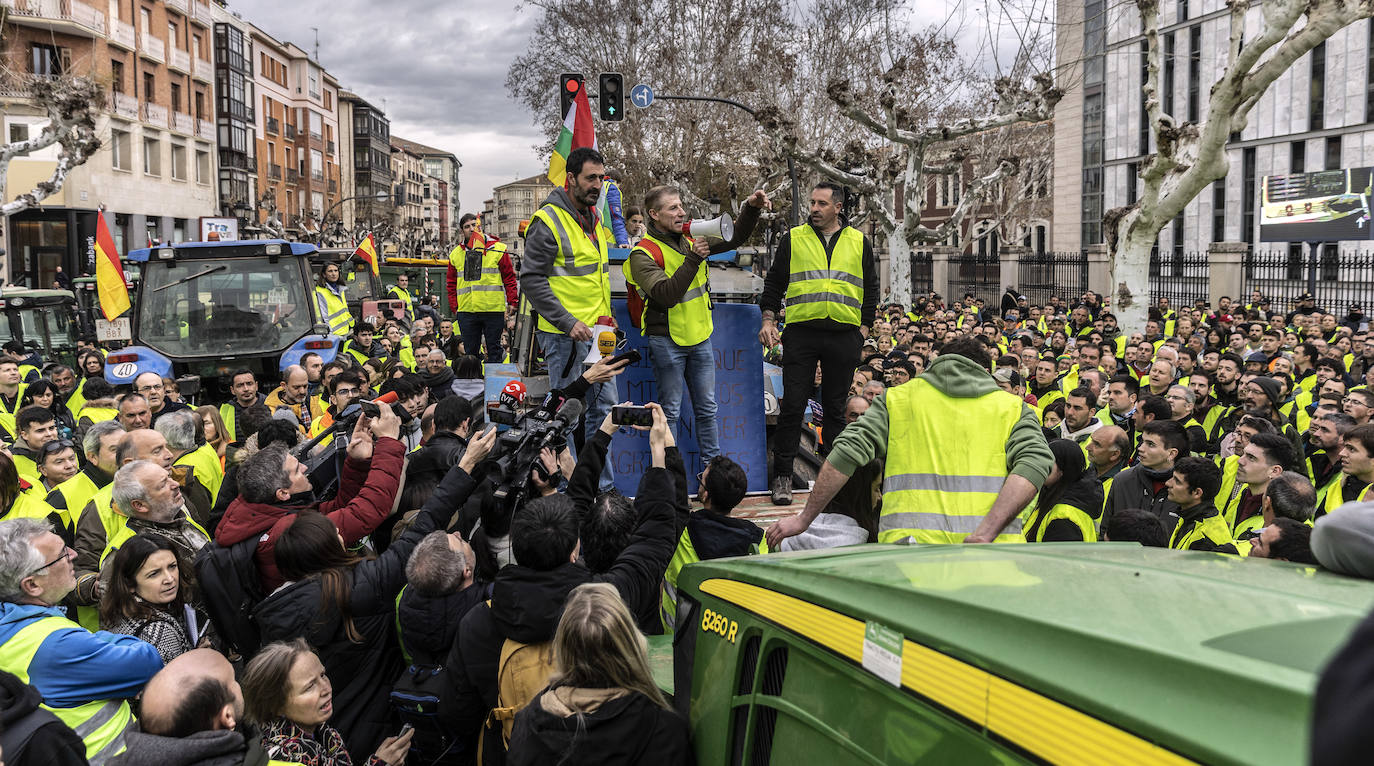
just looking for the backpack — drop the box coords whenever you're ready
[625,240,666,329]
[486,638,556,748]
[193,534,266,657]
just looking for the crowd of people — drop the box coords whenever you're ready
[0,143,1371,766]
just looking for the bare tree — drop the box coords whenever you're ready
[1105,0,1374,329]
[0,74,104,217]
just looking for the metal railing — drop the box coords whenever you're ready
[109,19,136,49]
[910,252,933,298]
[1148,250,1210,308]
[196,118,215,142]
[172,111,194,134]
[286,168,300,184]
[1244,248,1374,314]
[142,102,168,127]
[111,91,138,120]
[284,124,297,140]
[267,163,282,180]
[2,0,106,37]
[1017,251,1088,306]
[140,35,165,63]
[265,117,279,135]
[169,47,191,73]
[947,253,1001,304]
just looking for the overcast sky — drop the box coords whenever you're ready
[227,0,545,214]
[226,0,1044,215]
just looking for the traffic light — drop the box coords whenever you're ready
[559,73,584,119]
[598,72,624,121]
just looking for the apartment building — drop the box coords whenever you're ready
[391,135,460,248]
[1,0,218,285]
[390,139,425,240]
[489,173,555,257]
[204,3,255,227]
[336,89,392,233]
[248,22,341,236]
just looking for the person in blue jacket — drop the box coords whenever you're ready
[0,518,162,765]
[602,169,631,247]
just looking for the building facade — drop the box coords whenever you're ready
[390,136,460,248]
[2,0,218,285]
[389,139,424,236]
[1055,0,1374,258]
[337,89,393,234]
[489,174,555,257]
[248,22,341,237]
[207,4,256,230]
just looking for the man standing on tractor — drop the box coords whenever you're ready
[447,214,517,362]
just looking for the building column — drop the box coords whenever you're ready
[1208,241,1247,310]
[1086,243,1110,298]
[1000,245,1027,296]
[932,245,957,300]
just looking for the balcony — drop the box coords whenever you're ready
[140,35,164,64]
[311,170,324,182]
[197,118,214,142]
[108,19,135,49]
[267,164,282,181]
[191,58,212,82]
[0,0,107,39]
[218,150,253,171]
[165,0,187,14]
[142,102,167,127]
[188,0,209,27]
[326,140,335,155]
[111,91,138,120]
[173,111,194,134]
[265,117,279,135]
[169,47,191,73]
[284,124,297,140]
[286,168,300,184]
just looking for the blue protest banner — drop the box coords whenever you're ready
[607,300,767,495]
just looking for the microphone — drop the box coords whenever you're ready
[552,397,585,428]
[597,331,617,357]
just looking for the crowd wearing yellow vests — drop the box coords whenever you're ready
[783,224,865,326]
[46,469,102,531]
[623,231,714,347]
[449,238,510,314]
[175,442,225,502]
[0,616,139,765]
[529,204,611,334]
[880,379,1027,543]
[314,284,353,336]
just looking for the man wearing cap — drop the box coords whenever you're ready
[1243,375,1304,458]
[1287,292,1322,325]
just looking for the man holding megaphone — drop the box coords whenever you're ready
[759,181,878,505]
[624,186,768,460]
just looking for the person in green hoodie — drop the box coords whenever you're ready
[765,335,1053,548]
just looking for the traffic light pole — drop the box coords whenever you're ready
[591,91,801,226]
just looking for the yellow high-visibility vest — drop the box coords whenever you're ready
[529,205,610,334]
[314,285,353,336]
[449,240,508,314]
[880,378,1026,544]
[624,232,713,347]
[784,225,864,326]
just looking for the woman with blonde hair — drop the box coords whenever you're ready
[507,582,691,765]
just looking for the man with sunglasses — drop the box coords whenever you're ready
[0,518,162,764]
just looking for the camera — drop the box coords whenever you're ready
[480,397,585,506]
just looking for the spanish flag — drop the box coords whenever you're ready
[354,233,379,276]
[94,211,130,320]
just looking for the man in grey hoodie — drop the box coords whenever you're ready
[521,146,618,490]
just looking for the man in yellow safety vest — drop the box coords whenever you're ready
[758,182,879,505]
[0,518,162,765]
[519,147,619,490]
[766,336,1053,548]
[624,185,765,460]
[447,214,517,362]
[388,272,416,324]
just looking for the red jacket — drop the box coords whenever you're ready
[447,239,518,314]
[214,438,405,593]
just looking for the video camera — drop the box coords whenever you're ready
[481,394,584,507]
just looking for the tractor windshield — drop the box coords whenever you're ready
[138,256,313,357]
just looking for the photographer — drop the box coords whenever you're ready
[213,404,404,593]
[443,404,680,762]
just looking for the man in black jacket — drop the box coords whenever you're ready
[444,403,679,763]
[0,669,86,766]
[407,396,473,486]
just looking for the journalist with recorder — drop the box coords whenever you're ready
[624,186,768,462]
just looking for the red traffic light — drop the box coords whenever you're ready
[565,79,580,93]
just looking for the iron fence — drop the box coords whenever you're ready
[947,254,1001,304]
[1017,251,1088,306]
[911,252,933,298]
[1244,248,1374,315]
[1148,250,1210,308]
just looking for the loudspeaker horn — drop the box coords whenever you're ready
[681,214,734,241]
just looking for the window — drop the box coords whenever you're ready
[171,143,187,180]
[311,149,324,180]
[1126,162,1138,205]
[111,60,125,93]
[194,91,205,121]
[108,0,119,22]
[140,7,150,36]
[111,128,132,170]
[1311,42,1326,131]
[1139,41,1150,155]
[309,110,323,139]
[192,33,202,60]
[8,123,28,143]
[143,72,155,100]
[308,72,319,99]
[1172,215,1185,257]
[168,21,178,48]
[143,135,161,176]
[1212,180,1225,242]
[1326,135,1342,170]
[170,82,181,113]
[1163,32,1175,116]
[311,191,324,217]
[1242,147,1256,244]
[1187,25,1200,122]
[1291,141,1306,173]
[29,44,62,76]
[195,149,210,184]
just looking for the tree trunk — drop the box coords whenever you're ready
[1108,211,1154,331]
[888,232,911,307]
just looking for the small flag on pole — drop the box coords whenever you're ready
[354,233,380,276]
[94,211,130,321]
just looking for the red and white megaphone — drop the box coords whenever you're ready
[681,214,734,241]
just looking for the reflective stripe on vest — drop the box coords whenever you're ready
[783,225,864,326]
[449,240,508,314]
[1,616,135,765]
[1025,502,1099,542]
[624,233,713,347]
[218,403,238,444]
[531,205,611,334]
[314,286,353,335]
[881,379,1026,544]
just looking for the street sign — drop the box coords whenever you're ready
[95,317,132,342]
[630,84,654,109]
